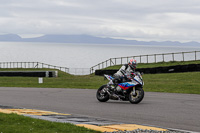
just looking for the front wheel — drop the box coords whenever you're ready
[96,85,109,102]
[129,86,144,104]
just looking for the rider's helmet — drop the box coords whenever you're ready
[128,59,137,70]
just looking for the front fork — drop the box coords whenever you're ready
[132,86,136,96]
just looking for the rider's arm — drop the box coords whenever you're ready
[115,65,126,77]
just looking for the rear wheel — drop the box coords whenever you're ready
[129,86,144,104]
[96,85,109,102]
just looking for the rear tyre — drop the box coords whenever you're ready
[129,86,144,104]
[96,85,109,102]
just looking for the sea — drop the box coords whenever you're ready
[0,42,200,74]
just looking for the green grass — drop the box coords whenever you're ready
[0,63,199,132]
[0,112,100,133]
[0,68,107,89]
[104,60,200,70]
[143,72,200,94]
[0,61,200,94]
[100,60,200,94]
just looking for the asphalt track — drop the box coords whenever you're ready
[0,87,199,132]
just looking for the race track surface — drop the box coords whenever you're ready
[0,87,199,132]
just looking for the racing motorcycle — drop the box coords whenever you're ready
[96,72,144,104]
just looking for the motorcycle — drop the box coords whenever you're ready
[96,72,144,104]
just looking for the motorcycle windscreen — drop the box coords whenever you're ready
[133,76,143,85]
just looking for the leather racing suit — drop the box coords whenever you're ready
[113,64,134,84]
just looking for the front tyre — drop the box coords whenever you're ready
[129,86,144,104]
[96,85,109,102]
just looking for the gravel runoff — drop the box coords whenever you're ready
[104,129,188,133]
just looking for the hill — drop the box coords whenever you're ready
[0,34,200,46]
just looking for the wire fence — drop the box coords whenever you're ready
[90,51,200,73]
[68,68,91,75]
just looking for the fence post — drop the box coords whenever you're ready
[140,56,142,63]
[121,57,123,65]
[195,51,197,60]
[162,54,164,62]
[172,53,174,62]
[154,54,156,63]
[110,58,115,66]
[182,52,184,61]
[90,67,93,74]
[147,55,148,63]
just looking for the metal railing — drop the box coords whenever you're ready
[0,62,69,73]
[1,51,199,75]
[0,62,91,75]
[90,51,200,73]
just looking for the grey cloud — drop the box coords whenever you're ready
[1,0,200,42]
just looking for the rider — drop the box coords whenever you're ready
[112,59,137,84]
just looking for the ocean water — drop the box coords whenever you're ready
[0,42,200,69]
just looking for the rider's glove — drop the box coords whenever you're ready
[130,73,134,77]
[123,74,128,80]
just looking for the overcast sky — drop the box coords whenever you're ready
[1,0,200,42]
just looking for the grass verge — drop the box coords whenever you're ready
[143,72,200,94]
[0,112,100,133]
[0,61,200,94]
[103,60,200,70]
[0,68,107,89]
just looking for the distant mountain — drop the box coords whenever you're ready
[23,34,138,44]
[0,34,22,41]
[0,34,199,46]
